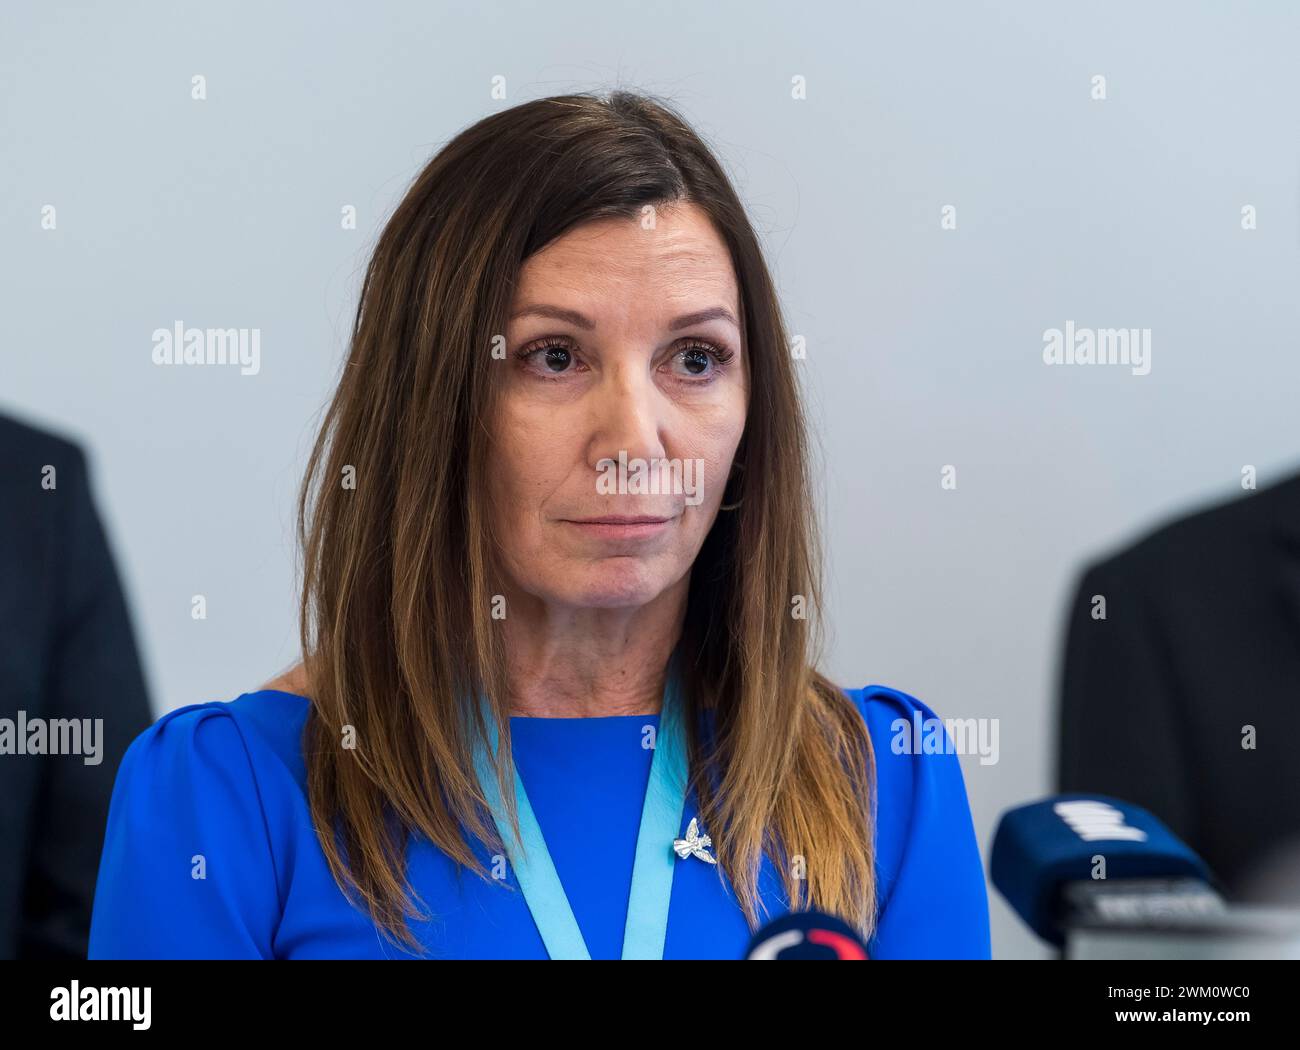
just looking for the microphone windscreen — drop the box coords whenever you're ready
[991,794,1215,945]
[745,909,870,959]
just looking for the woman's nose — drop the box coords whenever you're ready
[586,366,668,470]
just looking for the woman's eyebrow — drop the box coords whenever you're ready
[509,304,595,329]
[669,306,739,330]
[509,303,739,330]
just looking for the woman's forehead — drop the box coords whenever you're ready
[513,212,739,319]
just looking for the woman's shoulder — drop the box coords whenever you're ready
[843,683,944,819]
[91,687,312,959]
[843,681,943,734]
[122,686,313,797]
[841,681,978,819]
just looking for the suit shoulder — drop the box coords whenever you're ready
[0,409,85,464]
[1083,472,1300,583]
[0,410,89,508]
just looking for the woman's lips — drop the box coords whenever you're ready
[561,515,676,541]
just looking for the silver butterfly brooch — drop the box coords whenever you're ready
[673,817,717,864]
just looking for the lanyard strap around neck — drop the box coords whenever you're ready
[471,663,689,960]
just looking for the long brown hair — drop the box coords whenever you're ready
[296,90,877,954]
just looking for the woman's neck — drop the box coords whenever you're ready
[501,583,686,718]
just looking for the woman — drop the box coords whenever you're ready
[88,91,990,960]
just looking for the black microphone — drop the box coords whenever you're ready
[744,909,869,959]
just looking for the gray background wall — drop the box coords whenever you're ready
[3,1,1297,959]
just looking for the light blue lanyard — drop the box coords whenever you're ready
[471,664,689,960]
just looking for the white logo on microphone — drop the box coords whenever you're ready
[1055,800,1148,842]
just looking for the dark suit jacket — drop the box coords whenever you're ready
[0,412,153,958]
[1056,469,1300,900]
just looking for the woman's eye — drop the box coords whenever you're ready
[668,342,731,380]
[515,339,732,381]
[517,341,581,377]
[538,345,573,372]
[678,347,713,376]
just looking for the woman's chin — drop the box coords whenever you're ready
[546,565,675,610]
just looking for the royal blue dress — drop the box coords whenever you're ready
[88,684,990,959]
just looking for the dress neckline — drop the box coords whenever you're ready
[252,688,663,723]
[509,712,662,723]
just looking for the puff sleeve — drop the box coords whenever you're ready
[88,704,282,959]
[857,687,992,959]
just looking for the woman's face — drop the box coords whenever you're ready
[489,202,748,611]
